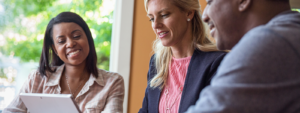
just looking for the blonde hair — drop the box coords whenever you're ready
[145,0,218,89]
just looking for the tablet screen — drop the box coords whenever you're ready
[20,93,81,113]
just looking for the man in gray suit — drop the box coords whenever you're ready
[186,0,300,113]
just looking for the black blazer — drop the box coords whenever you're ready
[139,49,226,113]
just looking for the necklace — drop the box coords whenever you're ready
[65,73,88,97]
[164,85,183,113]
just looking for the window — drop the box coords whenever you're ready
[292,9,300,12]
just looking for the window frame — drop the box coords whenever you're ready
[109,0,135,112]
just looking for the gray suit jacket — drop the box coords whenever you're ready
[186,10,300,113]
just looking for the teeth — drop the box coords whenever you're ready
[69,50,80,56]
[159,32,167,35]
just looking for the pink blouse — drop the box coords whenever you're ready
[159,56,191,113]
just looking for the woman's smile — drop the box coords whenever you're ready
[158,31,169,39]
[67,49,81,58]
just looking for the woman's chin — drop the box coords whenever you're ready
[65,60,86,67]
[161,42,172,47]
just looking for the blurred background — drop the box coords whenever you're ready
[0,0,299,112]
[0,0,115,111]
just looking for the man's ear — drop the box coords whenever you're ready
[239,0,251,12]
[52,45,58,55]
[187,10,195,21]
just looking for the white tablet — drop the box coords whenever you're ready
[20,93,81,113]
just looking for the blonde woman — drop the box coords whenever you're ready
[139,0,227,113]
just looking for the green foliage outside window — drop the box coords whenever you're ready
[0,68,6,79]
[0,0,112,71]
[292,9,300,12]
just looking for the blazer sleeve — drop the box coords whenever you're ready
[138,55,155,113]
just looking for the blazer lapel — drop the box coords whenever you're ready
[148,86,161,113]
[155,88,161,113]
[178,49,206,113]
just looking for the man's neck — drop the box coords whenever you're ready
[242,1,291,35]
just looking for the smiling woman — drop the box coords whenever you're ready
[0,0,116,112]
[3,12,124,113]
[139,0,227,113]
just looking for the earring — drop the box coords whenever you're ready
[187,18,190,21]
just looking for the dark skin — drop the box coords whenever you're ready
[52,22,90,98]
[237,0,291,41]
[202,0,291,50]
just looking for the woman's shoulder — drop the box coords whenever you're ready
[149,54,156,66]
[27,69,42,79]
[195,49,227,59]
[28,65,62,81]
[192,50,227,67]
[96,68,124,82]
[24,69,50,85]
